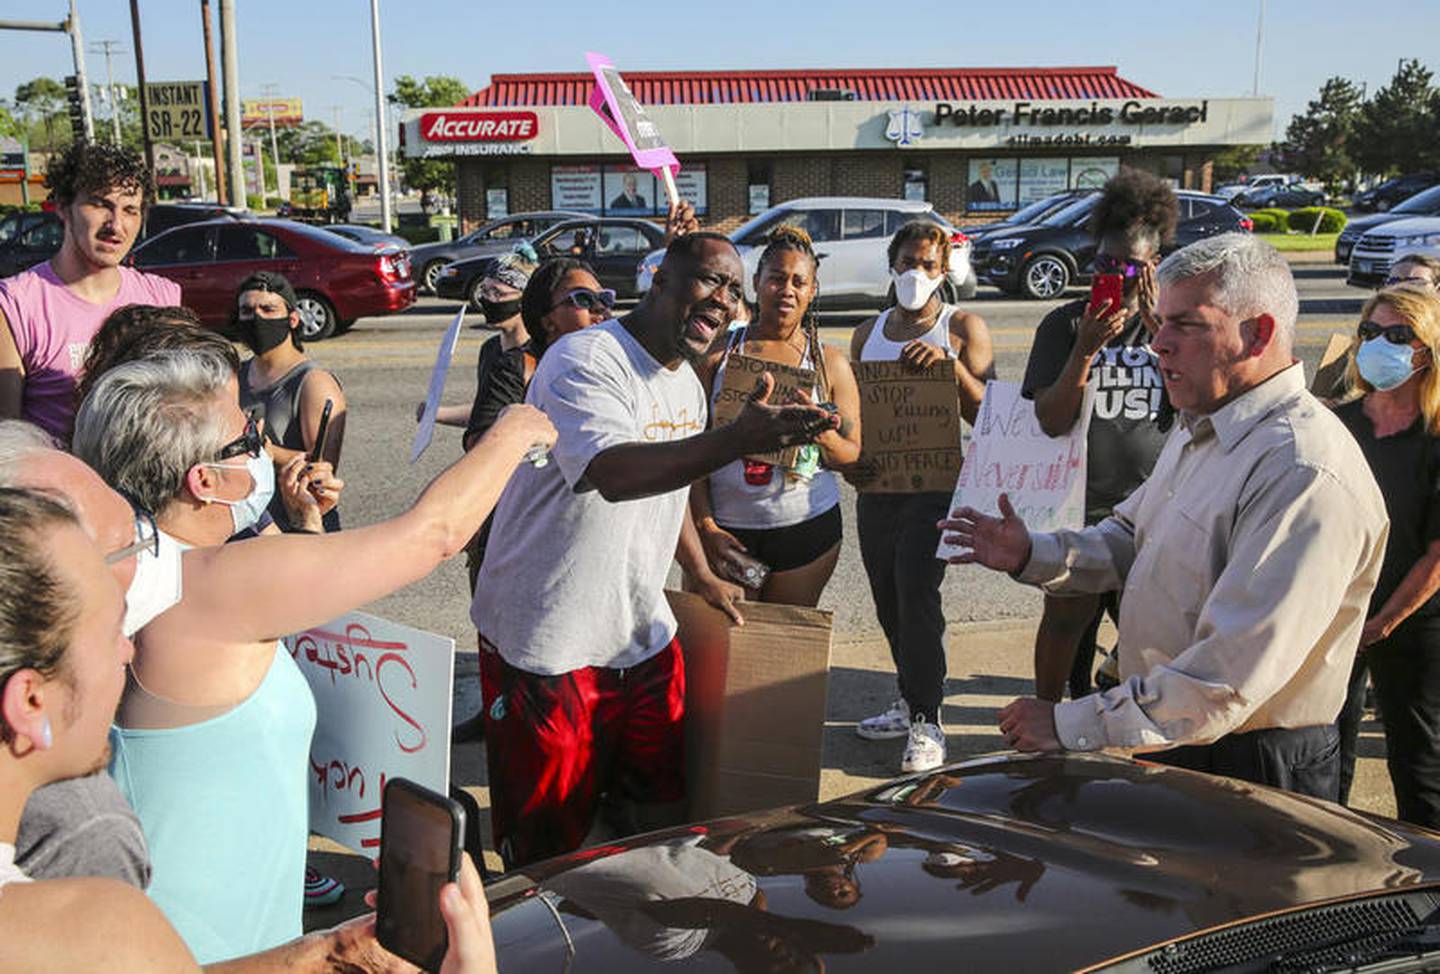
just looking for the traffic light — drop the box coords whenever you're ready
[64,75,87,142]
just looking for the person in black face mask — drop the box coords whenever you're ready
[234,271,346,535]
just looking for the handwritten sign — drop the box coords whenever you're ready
[936,380,1092,559]
[712,352,816,467]
[286,611,455,852]
[586,52,680,206]
[855,360,962,493]
[410,306,465,463]
[1311,332,1352,401]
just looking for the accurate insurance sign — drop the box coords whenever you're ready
[415,110,538,157]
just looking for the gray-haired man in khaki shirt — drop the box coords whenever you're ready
[942,233,1388,799]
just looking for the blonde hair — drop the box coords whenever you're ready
[1393,253,1440,285]
[1346,285,1440,434]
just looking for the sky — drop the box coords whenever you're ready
[1,0,1435,144]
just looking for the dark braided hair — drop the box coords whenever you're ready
[756,226,830,400]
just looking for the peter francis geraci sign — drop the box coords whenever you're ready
[934,100,1212,127]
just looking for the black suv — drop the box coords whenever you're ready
[1353,173,1440,213]
[970,191,1251,299]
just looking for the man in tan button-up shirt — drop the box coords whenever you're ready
[942,233,1388,799]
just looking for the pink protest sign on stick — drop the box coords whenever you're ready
[586,52,680,206]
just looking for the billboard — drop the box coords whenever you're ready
[242,97,303,130]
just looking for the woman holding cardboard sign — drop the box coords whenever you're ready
[690,226,861,607]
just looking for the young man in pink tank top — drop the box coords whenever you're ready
[0,141,180,442]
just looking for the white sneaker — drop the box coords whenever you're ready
[900,718,947,773]
[856,698,910,740]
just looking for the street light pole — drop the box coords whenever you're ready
[1252,0,1265,96]
[91,39,123,142]
[260,82,282,201]
[219,0,245,205]
[368,0,392,233]
[67,0,95,141]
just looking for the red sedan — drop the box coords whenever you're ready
[129,218,415,340]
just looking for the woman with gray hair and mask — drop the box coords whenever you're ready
[70,348,554,965]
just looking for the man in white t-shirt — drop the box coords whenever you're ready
[473,234,837,868]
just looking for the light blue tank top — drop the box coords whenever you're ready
[110,644,317,964]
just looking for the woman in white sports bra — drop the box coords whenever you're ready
[691,226,862,607]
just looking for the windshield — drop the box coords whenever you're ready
[1041,195,1098,227]
[1393,185,1440,214]
[1008,194,1073,225]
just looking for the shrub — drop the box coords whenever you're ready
[1248,212,1284,233]
[1287,207,1347,234]
[245,193,264,210]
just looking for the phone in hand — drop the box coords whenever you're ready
[309,399,334,463]
[1088,273,1124,316]
[377,778,464,972]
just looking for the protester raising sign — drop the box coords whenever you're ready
[586,52,680,207]
[712,352,816,467]
[287,611,455,852]
[854,360,963,493]
[936,380,1091,560]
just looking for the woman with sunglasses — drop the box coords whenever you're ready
[1334,285,1440,829]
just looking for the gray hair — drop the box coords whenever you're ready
[1157,233,1299,351]
[72,349,235,514]
[0,421,57,487]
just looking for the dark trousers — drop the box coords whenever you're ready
[1066,592,1120,700]
[1145,724,1341,801]
[856,491,950,722]
[1338,616,1440,829]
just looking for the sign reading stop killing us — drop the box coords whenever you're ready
[712,352,816,468]
[935,380,1092,560]
[586,52,681,206]
[854,360,963,493]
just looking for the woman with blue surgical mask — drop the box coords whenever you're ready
[1334,285,1440,831]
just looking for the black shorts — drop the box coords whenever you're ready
[722,505,842,573]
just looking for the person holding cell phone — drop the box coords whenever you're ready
[1019,169,1177,704]
[234,272,346,534]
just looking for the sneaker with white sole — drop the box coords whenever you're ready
[856,698,910,740]
[900,718,946,773]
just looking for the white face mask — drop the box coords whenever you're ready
[891,268,944,311]
[122,530,183,637]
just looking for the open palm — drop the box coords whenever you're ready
[938,492,1031,572]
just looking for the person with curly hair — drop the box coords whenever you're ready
[0,141,178,441]
[1019,168,1177,704]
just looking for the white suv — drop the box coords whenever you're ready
[1347,216,1440,288]
[635,197,975,309]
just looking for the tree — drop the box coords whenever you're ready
[276,120,342,167]
[388,74,469,207]
[1353,59,1439,176]
[15,77,68,151]
[1282,77,1363,190]
[1209,145,1263,184]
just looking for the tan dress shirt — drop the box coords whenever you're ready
[1019,364,1389,752]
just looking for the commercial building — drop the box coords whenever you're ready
[399,66,1272,233]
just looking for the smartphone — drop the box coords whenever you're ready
[308,399,334,463]
[1088,273,1124,316]
[447,785,490,882]
[377,778,464,972]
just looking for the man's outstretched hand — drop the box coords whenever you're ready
[730,373,839,455]
[937,492,1032,572]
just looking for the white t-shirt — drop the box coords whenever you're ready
[0,841,32,892]
[472,319,707,675]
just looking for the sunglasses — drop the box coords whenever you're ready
[215,416,264,461]
[1093,253,1146,279]
[550,288,616,313]
[105,507,159,565]
[1357,320,1418,346]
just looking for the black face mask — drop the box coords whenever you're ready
[243,314,293,354]
[480,296,522,324]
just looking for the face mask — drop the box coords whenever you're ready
[122,530,183,637]
[891,268,944,311]
[243,314,293,354]
[479,296,522,323]
[203,452,275,534]
[1356,337,1422,391]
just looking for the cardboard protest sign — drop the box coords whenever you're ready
[287,612,455,852]
[711,352,816,468]
[936,380,1092,560]
[410,306,465,463]
[666,590,832,820]
[854,360,963,493]
[586,52,680,206]
[1311,332,1353,401]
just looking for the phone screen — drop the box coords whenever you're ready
[1089,273,1124,316]
[377,780,462,971]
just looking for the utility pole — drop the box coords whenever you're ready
[90,39,124,143]
[219,0,245,205]
[127,0,152,169]
[260,82,282,200]
[199,0,227,205]
[369,0,392,232]
[1251,0,1265,96]
[330,105,344,164]
[67,0,95,141]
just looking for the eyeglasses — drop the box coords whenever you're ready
[214,416,263,461]
[1093,253,1146,279]
[105,507,159,565]
[1357,320,1419,346]
[1385,274,1438,288]
[550,288,616,313]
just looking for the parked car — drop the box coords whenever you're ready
[142,201,245,241]
[636,197,975,309]
[1233,184,1327,209]
[129,217,414,340]
[320,223,410,252]
[0,210,62,278]
[1354,172,1440,213]
[1347,216,1440,288]
[1214,173,1302,201]
[411,210,590,294]
[1335,184,1440,264]
[432,253,499,311]
[970,191,1252,299]
[963,190,1089,242]
[485,752,1440,972]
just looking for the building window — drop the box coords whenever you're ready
[549,162,708,216]
[748,162,771,215]
[902,162,927,202]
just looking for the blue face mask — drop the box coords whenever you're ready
[203,452,275,534]
[1356,337,1422,392]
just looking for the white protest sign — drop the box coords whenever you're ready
[410,306,465,463]
[936,380,1092,560]
[287,611,455,853]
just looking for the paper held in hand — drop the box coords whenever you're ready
[410,306,465,463]
[854,359,963,494]
[935,380,1093,560]
[1310,332,1353,401]
[712,352,816,468]
[586,51,681,207]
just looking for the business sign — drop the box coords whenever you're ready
[241,96,303,129]
[144,81,210,141]
[587,51,680,206]
[288,611,455,853]
[550,162,707,216]
[854,360,963,494]
[884,106,924,146]
[935,100,1211,128]
[419,110,537,142]
[1018,158,1071,204]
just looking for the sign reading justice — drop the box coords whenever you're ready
[712,352,815,468]
[854,360,962,493]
